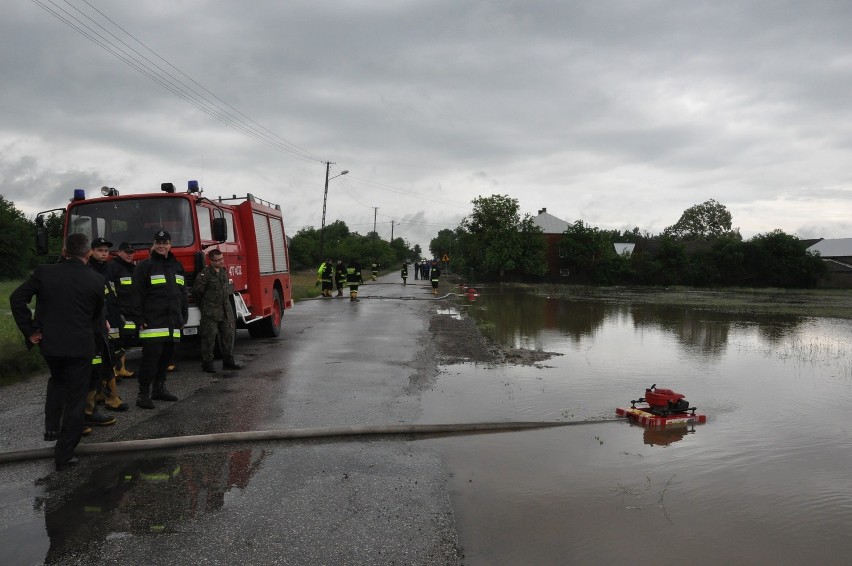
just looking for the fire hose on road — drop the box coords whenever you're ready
[0,420,622,465]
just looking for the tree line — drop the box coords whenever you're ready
[287,219,421,271]
[427,195,827,288]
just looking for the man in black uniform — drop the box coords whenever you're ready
[131,230,188,409]
[10,233,105,470]
[105,241,137,378]
[86,237,121,422]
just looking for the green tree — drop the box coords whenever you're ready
[745,230,826,288]
[0,195,35,279]
[453,194,546,278]
[663,199,739,240]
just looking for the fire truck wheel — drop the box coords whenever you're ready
[249,288,282,338]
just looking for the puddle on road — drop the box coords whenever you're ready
[420,285,852,564]
[1,448,267,564]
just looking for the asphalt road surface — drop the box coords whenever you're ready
[0,273,465,565]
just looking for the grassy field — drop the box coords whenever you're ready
[0,280,46,384]
[538,284,852,319]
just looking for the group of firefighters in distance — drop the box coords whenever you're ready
[317,258,442,300]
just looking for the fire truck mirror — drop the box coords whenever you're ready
[36,225,49,256]
[212,217,227,243]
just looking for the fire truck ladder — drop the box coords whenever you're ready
[233,292,263,325]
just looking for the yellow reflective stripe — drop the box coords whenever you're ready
[175,275,185,286]
[150,276,166,285]
[123,322,137,330]
[92,356,103,365]
[140,328,171,339]
[108,330,120,339]
[173,329,181,338]
[119,277,133,285]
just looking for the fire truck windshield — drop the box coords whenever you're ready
[68,197,194,248]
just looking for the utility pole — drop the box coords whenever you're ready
[319,162,348,262]
[373,207,378,236]
[390,220,395,241]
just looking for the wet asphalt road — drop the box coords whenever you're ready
[0,274,462,565]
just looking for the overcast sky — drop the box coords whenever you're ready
[2,1,851,253]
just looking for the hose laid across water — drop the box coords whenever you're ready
[0,420,622,465]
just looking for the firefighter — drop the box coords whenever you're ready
[401,261,408,285]
[334,259,347,297]
[371,260,378,281]
[86,237,120,425]
[346,259,364,302]
[317,258,334,297]
[192,248,242,373]
[430,260,441,295]
[131,230,188,409]
[105,242,137,380]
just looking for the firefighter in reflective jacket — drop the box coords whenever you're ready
[430,261,441,295]
[105,242,137,378]
[334,259,347,297]
[131,230,188,409]
[317,259,334,297]
[346,260,364,302]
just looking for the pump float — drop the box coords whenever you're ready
[616,384,707,427]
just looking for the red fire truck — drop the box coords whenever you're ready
[36,180,293,338]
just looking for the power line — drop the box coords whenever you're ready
[32,0,326,164]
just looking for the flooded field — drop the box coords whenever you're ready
[420,286,852,565]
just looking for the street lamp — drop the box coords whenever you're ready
[319,162,349,261]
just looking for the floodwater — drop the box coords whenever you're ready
[419,286,852,565]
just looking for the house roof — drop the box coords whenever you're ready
[807,238,852,257]
[532,211,570,234]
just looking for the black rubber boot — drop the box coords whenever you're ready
[151,381,178,402]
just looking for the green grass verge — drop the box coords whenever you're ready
[0,280,47,384]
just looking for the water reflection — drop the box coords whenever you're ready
[640,424,697,447]
[463,286,809,358]
[35,448,266,563]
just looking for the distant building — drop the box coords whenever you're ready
[531,208,570,278]
[807,238,852,288]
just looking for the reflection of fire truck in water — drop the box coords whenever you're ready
[37,181,293,337]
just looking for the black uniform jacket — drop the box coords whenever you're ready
[10,258,104,358]
[131,250,188,341]
[105,255,135,328]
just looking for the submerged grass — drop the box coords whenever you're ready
[536,285,852,319]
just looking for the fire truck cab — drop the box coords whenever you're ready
[37,181,293,338]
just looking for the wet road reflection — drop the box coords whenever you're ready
[33,448,266,564]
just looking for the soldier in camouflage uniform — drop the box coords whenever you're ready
[191,249,242,373]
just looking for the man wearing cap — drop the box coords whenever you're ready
[105,242,137,380]
[192,248,242,373]
[10,233,105,470]
[86,237,120,425]
[131,229,188,409]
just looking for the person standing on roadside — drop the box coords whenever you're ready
[401,261,408,286]
[413,260,420,280]
[346,258,364,302]
[10,233,105,471]
[85,237,121,424]
[192,249,242,374]
[430,260,441,295]
[105,242,137,379]
[334,259,347,297]
[131,230,188,409]
[317,258,334,297]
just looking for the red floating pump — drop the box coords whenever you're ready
[631,384,693,416]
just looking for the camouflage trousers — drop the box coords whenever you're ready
[200,315,235,363]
